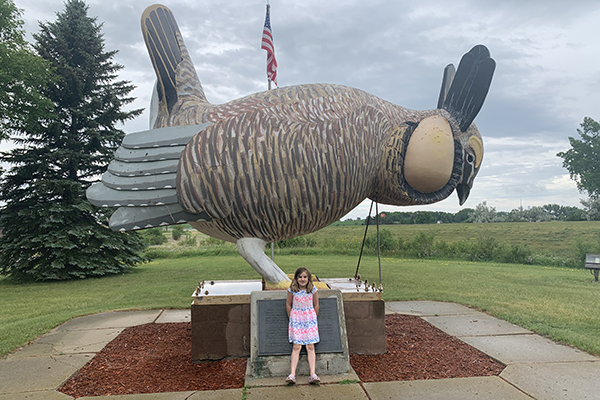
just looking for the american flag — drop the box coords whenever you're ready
[261,4,278,86]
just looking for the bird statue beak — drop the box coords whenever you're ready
[456,183,471,206]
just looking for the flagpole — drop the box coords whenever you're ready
[263,0,276,259]
[266,1,274,260]
[269,48,274,261]
[262,1,277,91]
[267,2,272,91]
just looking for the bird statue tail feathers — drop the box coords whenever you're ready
[141,4,211,129]
[86,4,213,231]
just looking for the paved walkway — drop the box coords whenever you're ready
[1,302,599,399]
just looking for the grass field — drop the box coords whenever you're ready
[156,220,600,258]
[145,221,600,269]
[2,254,599,358]
[308,221,600,253]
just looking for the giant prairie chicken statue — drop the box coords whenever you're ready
[87,4,496,286]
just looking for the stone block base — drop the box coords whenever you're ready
[343,293,386,354]
[191,286,386,362]
[191,296,251,361]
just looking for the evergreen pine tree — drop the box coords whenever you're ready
[0,0,145,280]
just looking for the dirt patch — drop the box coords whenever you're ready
[59,314,504,398]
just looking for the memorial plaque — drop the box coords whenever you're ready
[258,299,290,356]
[258,298,343,356]
[316,298,343,353]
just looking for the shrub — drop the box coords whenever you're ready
[571,236,600,267]
[405,232,435,257]
[171,225,184,241]
[500,244,532,264]
[277,235,317,248]
[470,236,502,261]
[139,228,167,245]
[177,232,197,247]
[364,229,398,253]
[139,224,591,270]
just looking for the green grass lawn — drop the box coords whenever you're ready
[2,254,599,358]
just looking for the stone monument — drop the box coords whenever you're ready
[249,289,349,378]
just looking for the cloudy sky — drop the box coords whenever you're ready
[13,0,600,220]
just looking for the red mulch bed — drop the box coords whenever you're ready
[350,314,504,382]
[59,314,504,398]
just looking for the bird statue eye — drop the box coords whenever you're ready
[468,136,483,169]
[467,153,474,164]
[404,115,454,193]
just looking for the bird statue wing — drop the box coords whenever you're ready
[86,123,212,230]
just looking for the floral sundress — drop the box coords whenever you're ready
[288,287,320,345]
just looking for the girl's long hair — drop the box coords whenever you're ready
[289,267,314,293]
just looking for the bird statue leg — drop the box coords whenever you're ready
[236,238,290,287]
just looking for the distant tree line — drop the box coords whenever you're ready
[338,202,590,226]
[467,202,587,223]
[364,208,473,225]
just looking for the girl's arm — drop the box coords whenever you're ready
[313,290,319,316]
[286,291,293,318]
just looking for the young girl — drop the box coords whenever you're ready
[286,267,320,384]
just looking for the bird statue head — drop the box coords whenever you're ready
[373,44,494,207]
[455,122,484,205]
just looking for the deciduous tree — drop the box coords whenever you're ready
[557,117,600,197]
[0,0,53,139]
[472,201,503,223]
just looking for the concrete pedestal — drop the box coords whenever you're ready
[191,280,261,361]
[191,279,386,363]
[343,292,386,354]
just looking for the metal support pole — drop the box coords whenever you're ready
[376,203,382,286]
[355,201,374,279]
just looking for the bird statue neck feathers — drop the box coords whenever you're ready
[87,4,495,286]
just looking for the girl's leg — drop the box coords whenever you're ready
[290,343,302,376]
[306,344,316,376]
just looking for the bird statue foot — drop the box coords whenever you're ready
[237,238,290,285]
[264,279,294,290]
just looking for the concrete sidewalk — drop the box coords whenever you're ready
[1,302,598,400]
